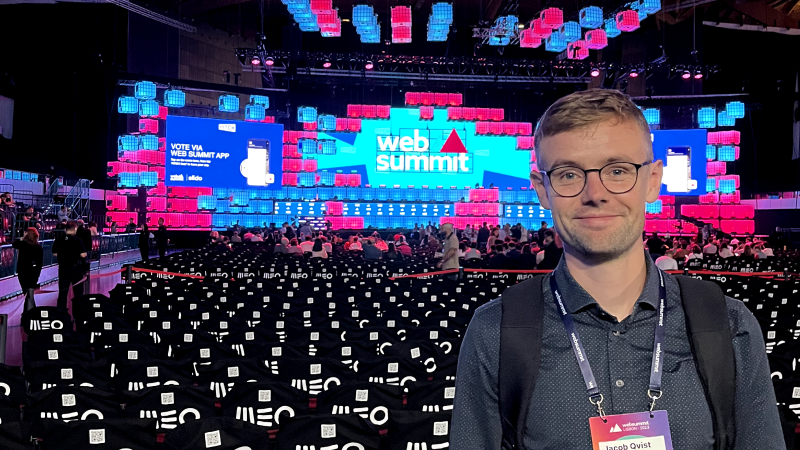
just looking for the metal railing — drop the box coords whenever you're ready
[0,233,140,280]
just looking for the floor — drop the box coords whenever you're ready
[0,250,147,367]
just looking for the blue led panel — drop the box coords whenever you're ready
[298,138,318,154]
[134,81,157,100]
[298,106,318,123]
[250,95,269,107]
[219,95,240,113]
[717,111,735,127]
[431,3,453,25]
[560,21,581,42]
[118,135,139,151]
[725,101,745,119]
[643,108,660,125]
[579,6,603,28]
[245,104,266,121]
[317,114,336,131]
[718,146,737,162]
[118,97,139,114]
[164,89,186,108]
[139,135,159,150]
[645,199,663,213]
[697,107,716,128]
[705,145,716,160]
[604,18,621,38]
[545,32,567,52]
[719,179,735,194]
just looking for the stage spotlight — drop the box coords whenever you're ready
[365,61,374,70]
[629,69,639,78]
[681,70,691,79]
[590,68,601,77]
[265,57,275,66]
[323,59,332,68]
[250,55,261,65]
[693,69,703,79]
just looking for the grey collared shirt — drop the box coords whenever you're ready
[451,255,783,449]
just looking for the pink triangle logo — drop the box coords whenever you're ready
[440,129,467,153]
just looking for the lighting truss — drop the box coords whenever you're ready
[104,0,196,32]
[234,49,719,84]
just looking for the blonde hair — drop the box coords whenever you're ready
[534,89,653,166]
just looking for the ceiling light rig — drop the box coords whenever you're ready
[234,50,719,85]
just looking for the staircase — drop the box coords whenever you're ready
[42,179,91,219]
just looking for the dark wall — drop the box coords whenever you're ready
[0,4,127,183]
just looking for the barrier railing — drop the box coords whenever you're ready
[389,267,794,280]
[0,233,140,281]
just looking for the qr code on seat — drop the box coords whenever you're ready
[204,430,222,448]
[433,421,449,436]
[89,429,106,444]
[321,424,336,438]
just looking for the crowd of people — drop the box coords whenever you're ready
[203,219,567,271]
[645,230,775,271]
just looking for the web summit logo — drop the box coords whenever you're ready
[375,129,472,173]
[218,123,236,132]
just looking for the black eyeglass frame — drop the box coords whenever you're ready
[539,161,653,198]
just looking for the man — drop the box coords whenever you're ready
[299,222,313,240]
[464,242,482,260]
[230,231,242,243]
[655,249,679,271]
[396,237,412,257]
[57,206,69,222]
[535,228,562,270]
[52,221,87,309]
[125,218,136,234]
[463,224,476,243]
[506,243,522,261]
[250,232,264,242]
[76,220,93,280]
[703,239,718,255]
[155,218,169,259]
[645,232,666,260]
[476,223,490,250]
[299,236,314,252]
[486,244,510,270]
[436,223,459,279]
[673,242,690,261]
[451,89,781,449]
[519,223,528,243]
[363,239,382,261]
[536,220,549,246]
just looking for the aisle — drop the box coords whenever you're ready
[0,250,146,366]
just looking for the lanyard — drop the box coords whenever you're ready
[550,270,668,418]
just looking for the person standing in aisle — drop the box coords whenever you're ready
[52,221,87,309]
[155,218,169,259]
[138,224,150,261]
[76,220,93,285]
[13,227,43,311]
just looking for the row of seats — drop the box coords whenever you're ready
[4,244,800,448]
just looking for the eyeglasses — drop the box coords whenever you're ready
[540,161,651,198]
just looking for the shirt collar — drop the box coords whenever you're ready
[552,251,661,314]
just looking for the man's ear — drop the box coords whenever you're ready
[645,159,664,203]
[530,170,551,210]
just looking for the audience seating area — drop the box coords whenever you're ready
[1,245,798,449]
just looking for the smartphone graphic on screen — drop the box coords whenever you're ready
[665,146,695,192]
[240,139,274,186]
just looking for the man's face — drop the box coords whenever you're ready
[531,120,663,263]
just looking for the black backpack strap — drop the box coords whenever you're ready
[499,275,546,450]
[675,275,736,450]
